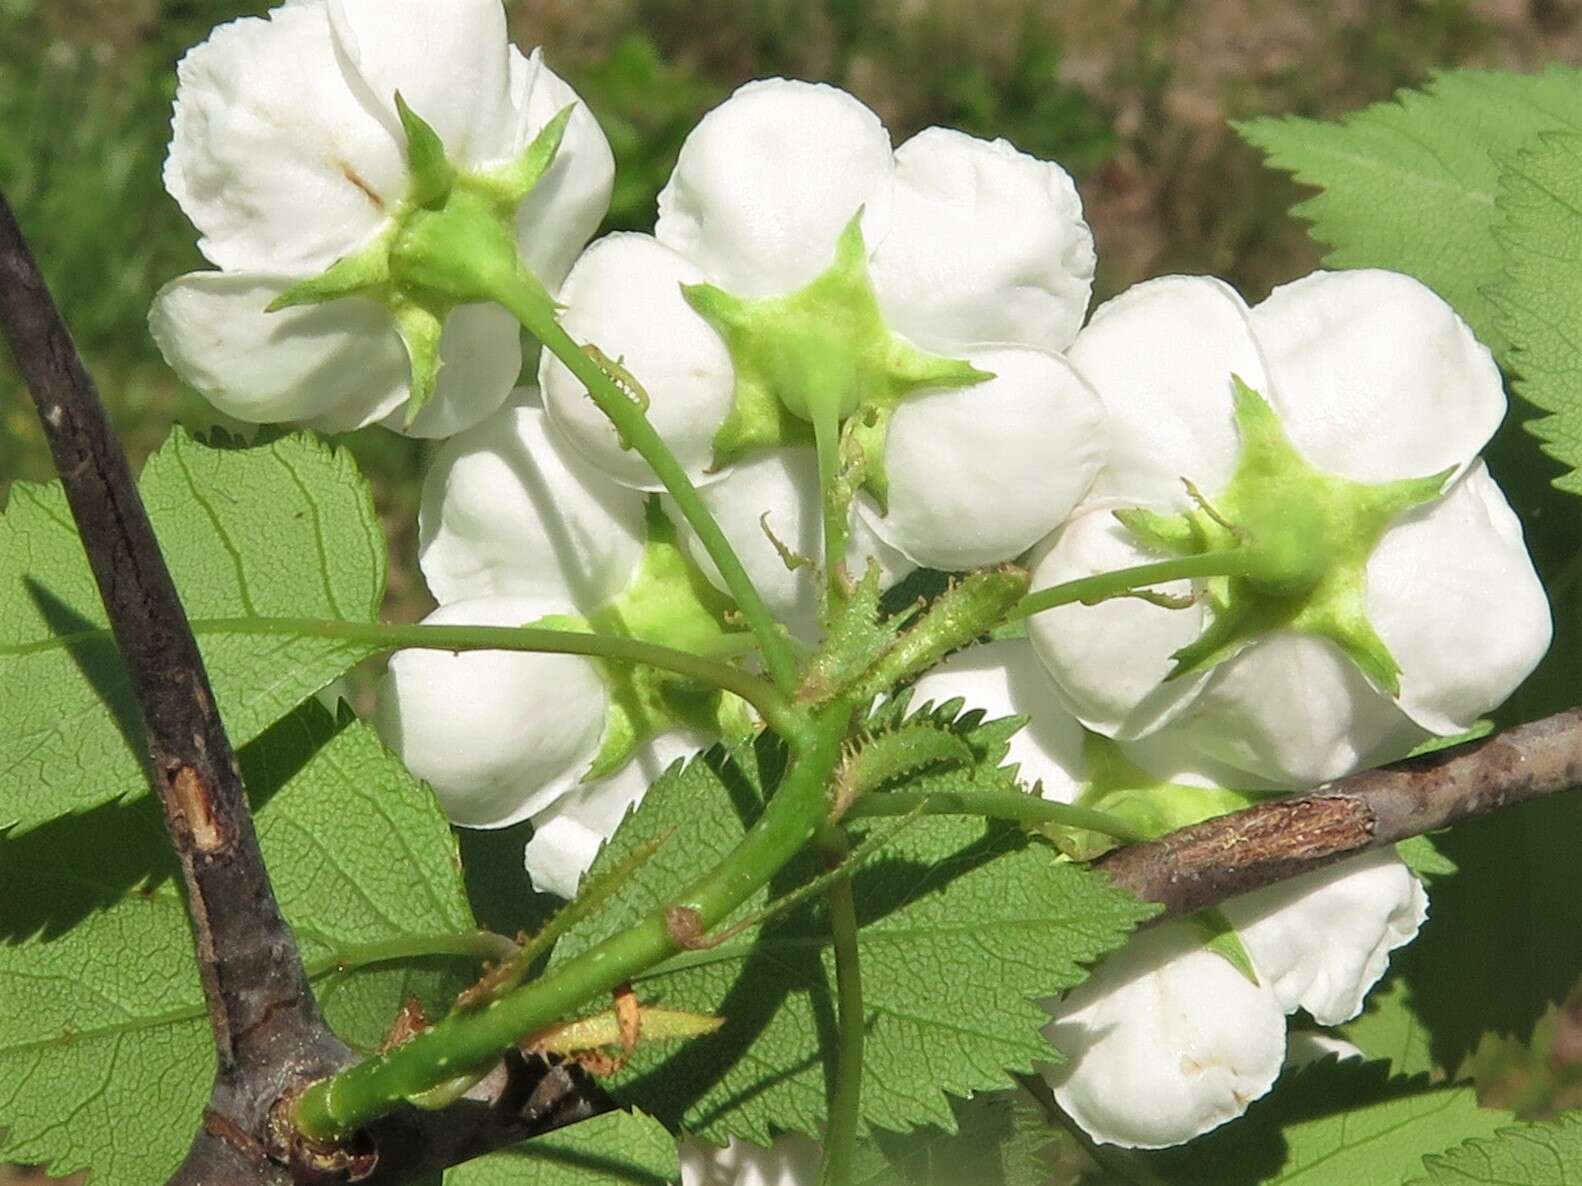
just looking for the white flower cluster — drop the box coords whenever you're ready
[153,0,1553,1155]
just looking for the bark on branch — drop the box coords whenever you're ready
[1098,708,1582,921]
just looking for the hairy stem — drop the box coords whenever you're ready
[845,790,1150,844]
[294,702,852,1141]
[496,273,801,695]
[201,616,791,732]
[1009,550,1253,621]
[815,824,864,1186]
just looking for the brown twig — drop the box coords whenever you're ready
[1098,708,1582,921]
[0,192,610,1182]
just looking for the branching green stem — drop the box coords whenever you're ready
[815,824,864,1186]
[494,273,801,695]
[197,616,792,733]
[846,789,1151,845]
[1009,550,1254,621]
[293,701,852,1142]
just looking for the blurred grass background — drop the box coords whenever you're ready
[3,1,1582,1181]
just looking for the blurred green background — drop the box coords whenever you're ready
[3,1,1582,1181]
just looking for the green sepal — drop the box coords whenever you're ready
[259,96,574,427]
[394,91,456,207]
[1185,907,1262,985]
[472,104,576,205]
[688,211,989,497]
[1115,378,1453,696]
[562,502,754,780]
[392,299,446,426]
[266,237,393,312]
[1112,506,1201,556]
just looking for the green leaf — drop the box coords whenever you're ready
[1495,131,1582,495]
[1237,67,1582,359]
[1141,1060,1512,1185]
[0,428,386,833]
[1395,835,1459,881]
[1341,974,1436,1079]
[1409,1111,1582,1184]
[549,731,1151,1144]
[444,1109,680,1185]
[851,1093,1054,1186]
[0,700,496,1184]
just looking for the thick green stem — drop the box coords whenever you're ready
[494,272,801,695]
[1009,550,1253,621]
[845,789,1151,845]
[293,702,852,1142]
[196,616,791,733]
[815,824,864,1186]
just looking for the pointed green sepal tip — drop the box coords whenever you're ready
[266,245,393,312]
[392,301,446,427]
[885,338,994,390]
[681,281,747,329]
[479,103,576,204]
[1114,506,1199,555]
[1362,464,1457,518]
[832,208,869,272]
[394,91,456,207]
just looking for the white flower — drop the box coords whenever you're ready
[1044,847,1425,1149]
[908,639,1086,804]
[524,730,710,898]
[540,79,1100,568]
[664,447,913,640]
[679,1135,821,1186]
[374,595,609,828]
[419,390,648,608]
[1028,271,1551,786]
[151,0,612,438]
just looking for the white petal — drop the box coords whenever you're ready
[327,0,517,169]
[1252,270,1506,483]
[525,730,710,898]
[655,79,894,296]
[1070,276,1268,511]
[909,639,1086,804]
[1025,510,1210,738]
[869,127,1094,353]
[679,1136,822,1186]
[1159,633,1431,787]
[864,345,1105,569]
[151,273,519,436]
[541,233,737,489]
[667,448,909,641]
[1223,849,1428,1025]
[419,395,647,608]
[1366,464,1552,734]
[509,49,616,290]
[374,596,609,828]
[1044,923,1287,1149]
[150,271,407,424]
[166,3,400,272]
[383,301,524,439]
